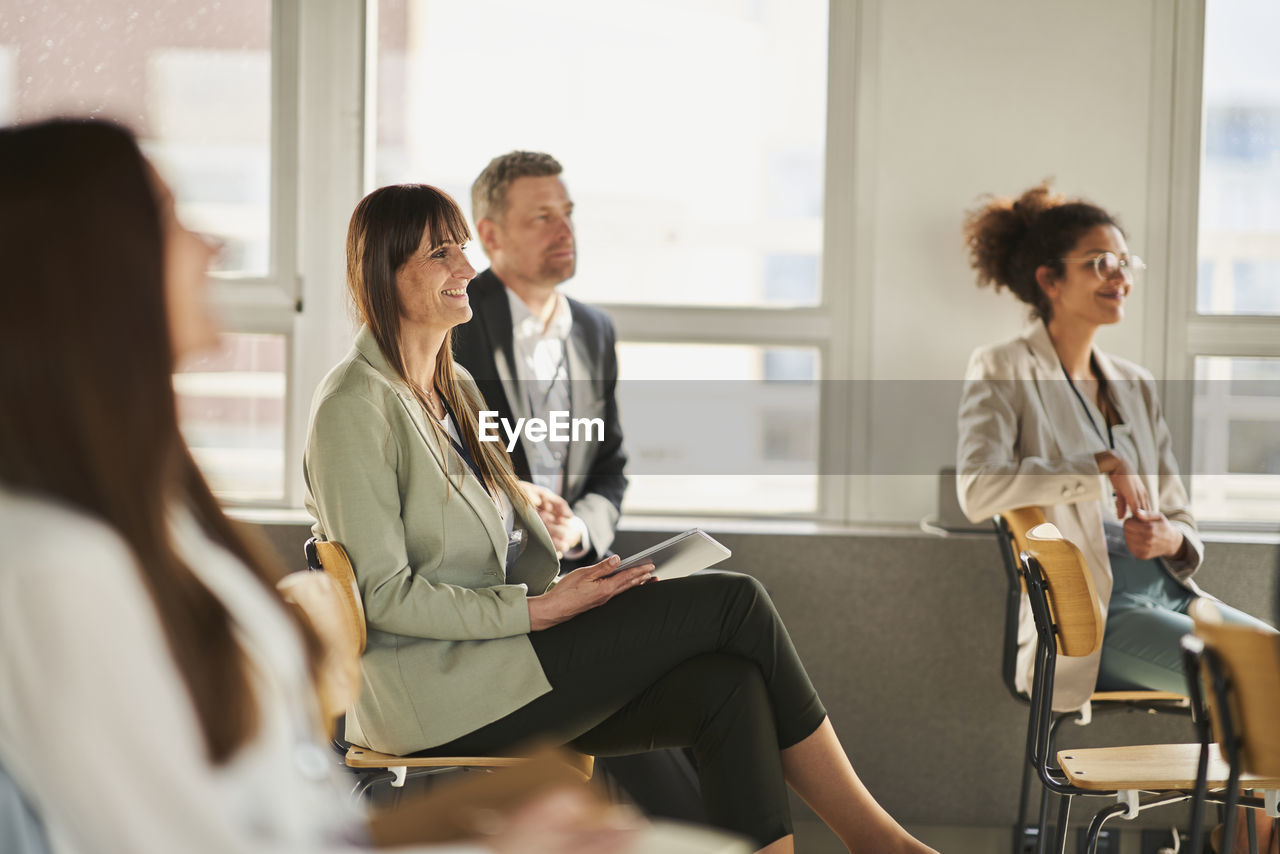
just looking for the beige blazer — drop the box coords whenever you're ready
[956,323,1204,712]
[303,326,560,754]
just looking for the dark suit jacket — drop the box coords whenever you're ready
[452,269,627,569]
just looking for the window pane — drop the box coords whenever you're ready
[1198,0,1280,316]
[374,0,827,307]
[1191,356,1280,523]
[617,343,819,515]
[175,333,287,503]
[0,1,273,277]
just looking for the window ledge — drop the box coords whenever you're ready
[227,507,1280,546]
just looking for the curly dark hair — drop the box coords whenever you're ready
[963,181,1121,320]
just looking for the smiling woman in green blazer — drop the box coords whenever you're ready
[304,184,937,854]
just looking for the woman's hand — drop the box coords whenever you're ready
[527,556,656,631]
[484,787,642,854]
[1095,450,1151,518]
[1123,508,1187,561]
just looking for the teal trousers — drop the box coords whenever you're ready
[1097,555,1274,694]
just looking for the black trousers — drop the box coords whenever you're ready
[418,572,827,847]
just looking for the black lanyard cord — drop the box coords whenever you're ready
[438,399,485,484]
[525,335,571,418]
[1061,364,1115,451]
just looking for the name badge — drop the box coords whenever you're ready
[505,525,526,570]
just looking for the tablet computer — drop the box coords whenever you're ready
[605,528,731,580]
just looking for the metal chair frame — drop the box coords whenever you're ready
[993,512,1190,853]
[1019,539,1255,854]
[1183,625,1280,854]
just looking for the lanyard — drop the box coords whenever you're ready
[1061,364,1115,450]
[525,334,571,418]
[439,400,524,566]
[439,400,485,484]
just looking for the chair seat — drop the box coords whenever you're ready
[1090,690,1187,703]
[346,747,594,781]
[1058,743,1280,792]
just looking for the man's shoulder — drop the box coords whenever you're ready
[467,268,507,304]
[452,270,505,359]
[565,295,615,337]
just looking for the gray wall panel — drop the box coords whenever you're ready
[254,520,1278,826]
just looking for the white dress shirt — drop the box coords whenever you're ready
[505,288,589,557]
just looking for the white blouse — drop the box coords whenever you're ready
[0,484,481,854]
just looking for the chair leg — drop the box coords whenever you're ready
[1053,795,1071,854]
[1036,778,1053,854]
[1085,803,1131,854]
[351,769,397,800]
[1015,746,1034,854]
[1035,714,1071,854]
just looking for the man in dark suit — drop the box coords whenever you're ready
[453,151,626,571]
[452,151,706,825]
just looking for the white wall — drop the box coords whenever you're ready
[854,0,1177,521]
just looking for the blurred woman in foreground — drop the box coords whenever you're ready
[0,118,642,854]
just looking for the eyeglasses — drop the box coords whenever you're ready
[1059,251,1147,282]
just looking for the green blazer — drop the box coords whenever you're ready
[303,326,560,754]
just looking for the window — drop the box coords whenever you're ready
[175,333,288,503]
[1,1,300,505]
[617,343,820,516]
[1188,0,1280,525]
[0,1,276,279]
[374,0,831,515]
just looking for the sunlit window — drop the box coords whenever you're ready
[175,333,287,503]
[373,0,829,517]
[374,0,827,309]
[617,343,820,516]
[0,1,273,277]
[1,1,288,503]
[1193,0,1280,524]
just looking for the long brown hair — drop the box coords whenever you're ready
[345,184,528,508]
[0,119,305,764]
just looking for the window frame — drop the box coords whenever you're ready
[1150,0,1280,533]
[257,0,1278,530]
[207,0,368,509]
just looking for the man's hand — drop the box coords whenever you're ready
[1123,508,1186,561]
[520,481,583,556]
[527,556,656,631]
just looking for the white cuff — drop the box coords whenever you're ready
[561,515,590,559]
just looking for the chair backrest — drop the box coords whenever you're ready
[993,507,1049,695]
[1191,600,1280,778]
[1022,522,1105,658]
[277,569,362,731]
[304,538,367,654]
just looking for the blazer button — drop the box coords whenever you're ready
[1061,485,1070,496]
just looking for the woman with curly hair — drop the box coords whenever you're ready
[956,182,1272,704]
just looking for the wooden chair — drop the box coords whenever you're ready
[993,508,1188,853]
[1183,600,1280,854]
[1017,523,1279,854]
[279,538,593,798]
